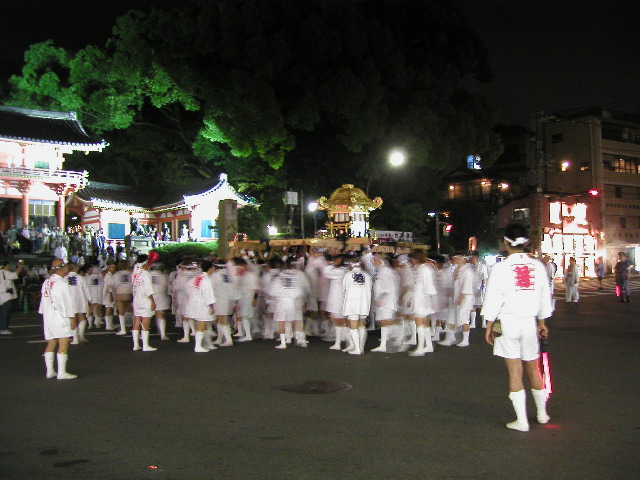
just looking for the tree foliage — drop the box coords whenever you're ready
[4,0,502,235]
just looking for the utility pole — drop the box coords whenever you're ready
[300,191,305,238]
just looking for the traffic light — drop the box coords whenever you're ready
[443,224,453,236]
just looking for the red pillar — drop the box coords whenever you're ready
[21,194,29,228]
[58,195,65,231]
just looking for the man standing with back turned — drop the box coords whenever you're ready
[482,223,552,432]
[40,259,77,380]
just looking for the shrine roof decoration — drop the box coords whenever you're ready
[0,106,106,150]
[74,173,257,212]
[317,184,383,212]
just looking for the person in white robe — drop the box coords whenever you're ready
[66,263,91,344]
[370,253,401,353]
[481,223,552,432]
[342,257,372,355]
[183,260,216,352]
[40,259,77,379]
[131,255,157,352]
[407,249,436,356]
[270,259,310,349]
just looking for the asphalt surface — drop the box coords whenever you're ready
[0,277,638,480]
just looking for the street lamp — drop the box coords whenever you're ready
[389,150,406,167]
[308,201,319,234]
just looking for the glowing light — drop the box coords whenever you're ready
[267,225,278,236]
[481,181,489,186]
[588,189,599,196]
[542,352,553,399]
[500,183,509,189]
[389,151,405,167]
[561,161,570,172]
[449,185,455,190]
[147,466,158,469]
[308,201,318,212]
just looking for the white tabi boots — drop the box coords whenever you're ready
[348,328,362,355]
[56,353,77,380]
[431,325,443,342]
[194,331,210,352]
[438,328,457,346]
[403,320,417,346]
[177,321,191,343]
[276,333,287,349]
[371,326,389,352]
[44,352,56,378]
[457,330,470,347]
[506,390,530,432]
[115,315,126,335]
[141,330,157,352]
[531,388,550,424]
[78,320,89,343]
[295,331,308,348]
[156,316,169,340]
[329,326,343,350]
[238,318,253,342]
[219,325,233,347]
[132,330,141,351]
[105,315,116,331]
[409,325,428,356]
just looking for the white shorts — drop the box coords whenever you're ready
[493,316,540,361]
[456,305,472,326]
[43,316,73,340]
[374,307,394,321]
[133,306,154,318]
[273,298,302,322]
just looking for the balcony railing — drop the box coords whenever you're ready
[0,165,88,185]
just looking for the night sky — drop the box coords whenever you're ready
[2,0,639,125]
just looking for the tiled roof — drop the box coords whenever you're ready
[74,174,257,211]
[0,106,106,149]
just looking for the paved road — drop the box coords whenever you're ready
[1,278,638,479]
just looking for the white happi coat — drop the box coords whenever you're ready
[132,267,155,317]
[260,268,281,315]
[372,263,399,313]
[211,268,236,316]
[183,272,215,322]
[412,263,436,317]
[150,269,171,311]
[342,266,372,318]
[173,268,199,316]
[270,268,309,322]
[86,267,103,304]
[454,263,475,320]
[236,269,259,318]
[39,273,75,340]
[433,266,454,322]
[65,271,90,314]
[481,253,553,322]
[102,271,115,307]
[323,264,348,316]
[112,270,132,295]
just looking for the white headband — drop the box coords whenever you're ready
[504,236,528,247]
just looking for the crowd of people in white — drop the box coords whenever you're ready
[37,246,494,359]
[34,221,555,432]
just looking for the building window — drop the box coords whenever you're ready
[466,155,481,170]
[620,217,627,229]
[615,186,622,198]
[513,208,530,224]
[602,123,640,144]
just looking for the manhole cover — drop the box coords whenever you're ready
[277,380,352,394]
